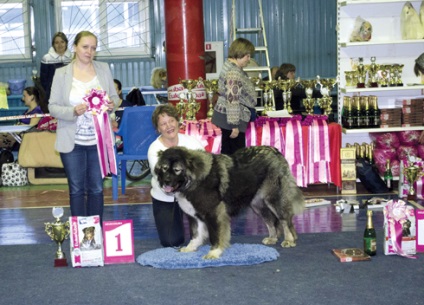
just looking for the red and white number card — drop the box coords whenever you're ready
[102,219,135,264]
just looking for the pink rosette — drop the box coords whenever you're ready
[83,88,117,178]
[384,200,416,259]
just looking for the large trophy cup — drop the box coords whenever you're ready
[404,165,423,200]
[44,207,70,267]
[180,78,200,121]
[301,79,316,115]
[203,79,218,118]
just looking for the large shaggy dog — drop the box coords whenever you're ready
[154,146,305,259]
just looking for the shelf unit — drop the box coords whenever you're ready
[337,0,424,143]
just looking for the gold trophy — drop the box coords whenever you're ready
[404,165,423,200]
[180,78,200,121]
[368,56,379,88]
[301,79,316,115]
[356,57,366,88]
[203,79,218,118]
[44,207,70,267]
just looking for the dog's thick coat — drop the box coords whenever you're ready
[155,146,305,259]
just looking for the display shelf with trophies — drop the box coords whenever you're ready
[337,0,424,143]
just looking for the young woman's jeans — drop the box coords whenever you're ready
[60,144,104,221]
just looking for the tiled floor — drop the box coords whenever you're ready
[0,176,416,247]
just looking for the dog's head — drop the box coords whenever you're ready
[82,226,95,241]
[154,147,193,194]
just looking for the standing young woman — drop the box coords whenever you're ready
[48,31,119,222]
[211,38,257,155]
[40,32,73,101]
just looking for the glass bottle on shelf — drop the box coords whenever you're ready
[361,96,370,128]
[364,210,377,256]
[342,96,354,129]
[384,159,393,191]
[369,95,380,128]
[352,96,362,129]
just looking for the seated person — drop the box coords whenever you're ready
[18,85,47,126]
[273,63,322,114]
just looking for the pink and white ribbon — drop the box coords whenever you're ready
[384,200,416,259]
[245,122,257,147]
[285,120,307,187]
[83,88,117,178]
[198,119,221,154]
[260,120,284,154]
[308,118,331,184]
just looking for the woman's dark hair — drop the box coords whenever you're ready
[275,63,296,80]
[23,84,48,113]
[113,79,123,99]
[51,32,69,49]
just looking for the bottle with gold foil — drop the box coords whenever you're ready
[369,95,380,128]
[342,96,354,129]
[361,96,370,128]
[384,159,393,191]
[364,210,377,256]
[352,96,362,129]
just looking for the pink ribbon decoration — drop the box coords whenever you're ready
[198,120,222,154]
[245,122,257,147]
[83,88,117,178]
[260,120,284,153]
[285,120,307,187]
[384,200,417,259]
[308,118,331,184]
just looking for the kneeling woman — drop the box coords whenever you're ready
[147,104,204,247]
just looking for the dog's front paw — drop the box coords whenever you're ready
[281,240,296,248]
[179,245,197,253]
[202,248,223,259]
[262,237,278,245]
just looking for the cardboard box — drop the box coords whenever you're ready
[384,203,416,256]
[340,147,356,194]
[70,216,104,267]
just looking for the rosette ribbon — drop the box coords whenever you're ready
[83,88,117,178]
[384,200,416,259]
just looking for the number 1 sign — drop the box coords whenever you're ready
[103,220,135,264]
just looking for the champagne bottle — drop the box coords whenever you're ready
[364,210,377,256]
[384,159,393,191]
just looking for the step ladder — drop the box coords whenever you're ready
[231,0,272,81]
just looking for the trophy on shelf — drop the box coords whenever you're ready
[179,78,201,121]
[379,65,390,87]
[404,163,423,200]
[176,91,188,123]
[317,78,337,116]
[44,207,70,267]
[388,65,398,87]
[203,79,218,118]
[394,64,404,86]
[356,57,366,88]
[300,79,316,115]
[368,56,379,88]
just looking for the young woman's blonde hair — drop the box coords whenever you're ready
[150,67,167,89]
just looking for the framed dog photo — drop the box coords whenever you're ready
[103,219,135,264]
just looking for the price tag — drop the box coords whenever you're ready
[103,220,135,264]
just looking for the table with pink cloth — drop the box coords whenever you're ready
[180,115,342,188]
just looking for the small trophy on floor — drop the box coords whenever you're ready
[404,165,422,200]
[45,207,70,267]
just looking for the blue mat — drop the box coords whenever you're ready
[136,243,279,269]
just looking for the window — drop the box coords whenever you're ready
[0,0,32,62]
[57,0,151,59]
